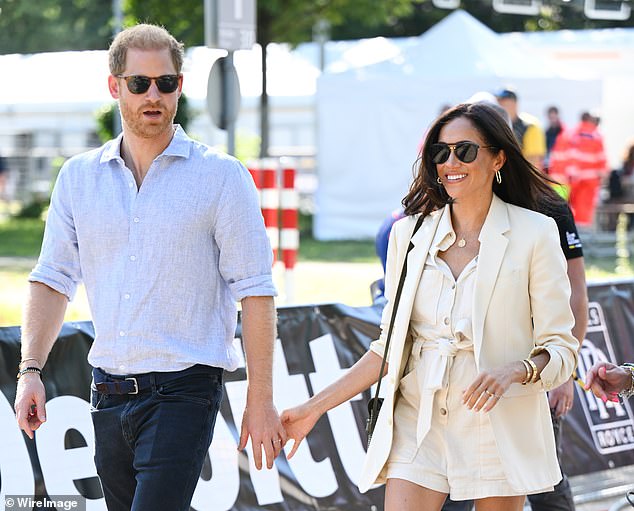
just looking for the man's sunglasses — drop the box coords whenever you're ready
[116,74,180,94]
[430,141,496,164]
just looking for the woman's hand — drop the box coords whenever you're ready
[548,377,575,417]
[463,362,523,413]
[280,402,322,459]
[584,362,631,403]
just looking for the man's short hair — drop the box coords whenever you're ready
[109,24,185,76]
[495,88,518,102]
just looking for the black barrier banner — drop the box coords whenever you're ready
[2,282,634,509]
[0,304,386,510]
[563,280,634,475]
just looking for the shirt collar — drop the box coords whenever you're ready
[429,204,456,262]
[99,124,191,164]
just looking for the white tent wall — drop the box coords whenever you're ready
[602,76,634,169]
[315,74,601,240]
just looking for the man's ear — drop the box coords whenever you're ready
[177,74,184,98]
[108,75,120,99]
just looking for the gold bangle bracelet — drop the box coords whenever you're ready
[520,359,532,385]
[526,358,539,383]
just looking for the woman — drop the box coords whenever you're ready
[281,103,578,511]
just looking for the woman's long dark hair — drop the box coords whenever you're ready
[403,102,564,218]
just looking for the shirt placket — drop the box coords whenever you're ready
[434,265,457,426]
[115,164,147,374]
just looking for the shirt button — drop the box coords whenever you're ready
[443,317,450,325]
[440,408,447,416]
[124,293,131,300]
[451,283,456,290]
[133,217,140,223]
[119,331,125,337]
[130,255,136,261]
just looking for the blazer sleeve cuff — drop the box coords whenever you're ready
[529,345,566,390]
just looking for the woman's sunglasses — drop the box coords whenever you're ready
[116,74,180,94]
[430,141,496,164]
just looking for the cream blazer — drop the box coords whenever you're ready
[359,194,579,494]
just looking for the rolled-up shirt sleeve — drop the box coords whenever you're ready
[528,217,579,390]
[214,160,277,301]
[369,220,401,359]
[29,164,81,300]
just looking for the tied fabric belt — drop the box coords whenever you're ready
[92,364,223,395]
[410,337,473,446]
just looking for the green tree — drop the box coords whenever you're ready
[0,0,113,54]
[126,0,422,156]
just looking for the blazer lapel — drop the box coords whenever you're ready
[472,195,510,364]
[387,208,445,380]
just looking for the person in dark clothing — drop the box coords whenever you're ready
[545,106,565,172]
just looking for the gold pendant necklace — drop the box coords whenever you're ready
[457,238,467,248]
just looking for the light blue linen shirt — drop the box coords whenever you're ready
[30,126,276,375]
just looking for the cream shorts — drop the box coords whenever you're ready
[385,348,553,501]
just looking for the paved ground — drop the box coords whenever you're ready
[568,466,634,511]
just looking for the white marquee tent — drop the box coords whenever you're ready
[314,10,603,240]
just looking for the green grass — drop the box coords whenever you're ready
[0,218,45,257]
[297,212,376,262]
[299,237,376,262]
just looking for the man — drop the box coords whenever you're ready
[549,112,609,227]
[545,106,565,172]
[14,24,285,511]
[496,88,547,171]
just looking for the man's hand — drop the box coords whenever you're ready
[585,362,631,403]
[15,373,47,439]
[238,400,287,470]
[549,377,575,418]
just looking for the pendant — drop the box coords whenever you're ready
[457,238,467,248]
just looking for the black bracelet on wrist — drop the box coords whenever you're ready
[16,366,42,380]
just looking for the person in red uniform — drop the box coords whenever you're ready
[549,112,609,226]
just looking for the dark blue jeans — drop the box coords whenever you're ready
[90,365,224,511]
[440,411,575,511]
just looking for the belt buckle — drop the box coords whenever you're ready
[125,377,139,395]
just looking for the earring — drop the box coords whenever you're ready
[495,170,502,184]
[437,177,442,184]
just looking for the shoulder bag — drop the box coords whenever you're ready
[366,214,424,447]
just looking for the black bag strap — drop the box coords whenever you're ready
[368,214,425,427]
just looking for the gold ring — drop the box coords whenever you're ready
[485,389,500,398]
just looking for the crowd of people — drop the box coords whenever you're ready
[11,22,634,511]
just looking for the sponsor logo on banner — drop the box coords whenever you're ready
[577,302,634,455]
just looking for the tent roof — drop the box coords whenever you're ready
[335,10,560,80]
